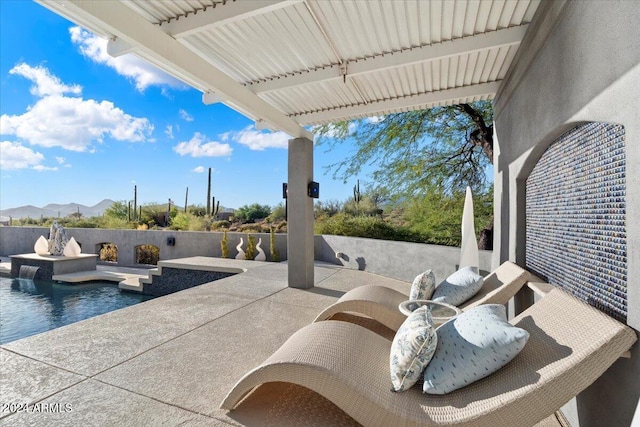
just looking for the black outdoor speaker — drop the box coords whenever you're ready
[167,237,176,246]
[308,181,320,198]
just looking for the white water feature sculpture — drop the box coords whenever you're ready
[255,238,266,261]
[63,237,82,257]
[34,235,50,256]
[235,238,246,260]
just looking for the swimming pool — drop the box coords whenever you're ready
[0,277,155,344]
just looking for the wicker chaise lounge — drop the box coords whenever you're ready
[314,261,530,335]
[221,288,636,427]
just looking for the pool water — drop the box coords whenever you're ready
[0,277,155,344]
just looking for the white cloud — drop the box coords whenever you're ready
[9,63,81,97]
[0,141,44,169]
[55,156,65,164]
[33,165,59,172]
[69,27,183,92]
[1,64,154,152]
[173,133,232,157]
[193,166,205,173]
[2,95,153,151]
[229,126,289,151]
[179,109,194,122]
[165,125,174,139]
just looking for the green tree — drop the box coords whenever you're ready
[235,203,272,223]
[266,203,286,222]
[402,187,493,246]
[104,201,129,220]
[314,101,493,196]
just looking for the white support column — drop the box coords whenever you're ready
[287,137,314,289]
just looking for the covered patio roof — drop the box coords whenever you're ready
[37,0,540,138]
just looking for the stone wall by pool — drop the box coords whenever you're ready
[526,122,626,321]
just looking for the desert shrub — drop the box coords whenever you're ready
[221,230,229,258]
[136,244,159,265]
[237,223,262,233]
[211,220,231,230]
[402,188,493,247]
[269,227,279,262]
[189,205,207,217]
[69,219,99,228]
[245,234,256,260]
[99,243,118,262]
[314,213,417,242]
[266,203,286,222]
[314,199,343,217]
[342,196,382,217]
[169,212,190,230]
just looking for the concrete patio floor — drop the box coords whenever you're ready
[0,258,408,426]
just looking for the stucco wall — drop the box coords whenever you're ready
[317,234,492,283]
[0,227,287,265]
[493,1,640,426]
[0,226,485,285]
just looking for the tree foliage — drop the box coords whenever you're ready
[314,101,493,197]
[104,201,129,220]
[235,203,272,222]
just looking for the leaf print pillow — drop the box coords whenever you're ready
[390,305,438,392]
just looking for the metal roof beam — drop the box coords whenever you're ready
[160,0,303,38]
[47,0,312,140]
[249,25,527,93]
[106,37,135,57]
[292,82,500,125]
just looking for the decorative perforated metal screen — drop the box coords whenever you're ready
[526,122,626,321]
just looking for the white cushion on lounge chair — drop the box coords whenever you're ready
[423,304,529,394]
[432,266,484,306]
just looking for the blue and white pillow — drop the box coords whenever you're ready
[423,304,529,394]
[409,270,436,300]
[431,266,483,306]
[390,306,437,392]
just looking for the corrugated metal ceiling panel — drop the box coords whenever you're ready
[125,0,223,25]
[42,0,542,128]
[179,2,336,83]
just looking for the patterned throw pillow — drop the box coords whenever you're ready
[390,306,438,392]
[431,266,483,306]
[409,270,436,300]
[423,304,529,394]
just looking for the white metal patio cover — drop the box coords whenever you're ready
[36,0,540,139]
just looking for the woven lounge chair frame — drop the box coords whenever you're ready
[221,288,636,427]
[314,261,530,332]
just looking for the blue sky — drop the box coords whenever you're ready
[0,1,365,211]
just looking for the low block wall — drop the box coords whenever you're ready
[1,226,492,284]
[0,227,287,267]
[316,234,493,283]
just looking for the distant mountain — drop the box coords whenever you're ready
[0,199,116,219]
